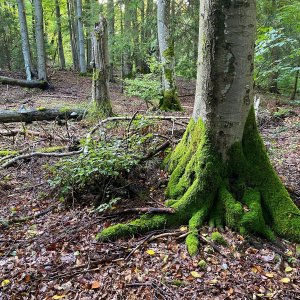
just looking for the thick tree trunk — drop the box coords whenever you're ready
[97,0,300,252]
[91,16,112,117]
[157,0,181,111]
[16,0,35,81]
[107,0,115,81]
[0,108,85,123]
[76,0,86,73]
[33,0,47,81]
[0,76,48,89]
[55,0,66,70]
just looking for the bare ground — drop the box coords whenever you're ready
[0,70,299,300]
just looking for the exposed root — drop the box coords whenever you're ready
[97,108,300,255]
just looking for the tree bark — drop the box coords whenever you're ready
[76,0,87,73]
[122,0,133,79]
[157,0,181,111]
[290,59,299,100]
[0,108,85,123]
[67,0,79,71]
[91,16,112,117]
[97,0,300,255]
[55,0,66,70]
[33,0,47,81]
[16,0,35,81]
[107,0,115,81]
[0,76,48,89]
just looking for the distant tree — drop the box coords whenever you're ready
[76,0,86,73]
[55,0,65,70]
[91,15,112,117]
[33,0,47,80]
[157,0,181,111]
[16,0,35,80]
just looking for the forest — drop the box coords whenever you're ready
[0,0,299,299]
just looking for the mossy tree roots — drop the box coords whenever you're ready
[97,108,300,255]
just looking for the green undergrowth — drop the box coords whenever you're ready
[0,150,18,157]
[97,107,300,255]
[159,89,182,112]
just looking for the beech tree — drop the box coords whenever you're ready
[76,0,86,73]
[55,0,65,70]
[157,0,182,111]
[33,0,47,80]
[97,0,300,254]
[17,0,35,80]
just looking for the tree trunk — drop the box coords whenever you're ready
[67,0,79,71]
[16,0,35,81]
[76,0,86,73]
[91,16,112,117]
[33,0,47,81]
[97,0,300,254]
[107,0,115,81]
[122,0,133,79]
[157,0,181,111]
[290,59,299,100]
[55,0,66,70]
[0,76,48,89]
[0,108,85,123]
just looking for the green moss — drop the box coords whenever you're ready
[220,186,243,230]
[163,43,174,60]
[198,259,207,270]
[37,106,46,111]
[164,69,173,83]
[0,150,18,157]
[228,107,300,242]
[171,279,184,287]
[211,231,227,246]
[159,89,182,112]
[240,188,275,241]
[36,146,65,153]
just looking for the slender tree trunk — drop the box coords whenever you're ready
[122,0,133,79]
[91,16,112,117]
[55,0,66,69]
[157,0,181,111]
[107,0,115,81]
[290,59,299,100]
[67,0,79,71]
[16,0,35,80]
[33,0,47,80]
[76,0,86,73]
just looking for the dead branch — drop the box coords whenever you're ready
[0,75,49,89]
[0,149,82,169]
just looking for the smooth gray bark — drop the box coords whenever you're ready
[76,0,87,73]
[91,16,112,116]
[33,0,47,80]
[55,0,66,69]
[193,0,256,158]
[16,0,34,80]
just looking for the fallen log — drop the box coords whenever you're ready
[0,75,49,89]
[0,108,85,123]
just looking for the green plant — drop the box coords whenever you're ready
[124,73,162,107]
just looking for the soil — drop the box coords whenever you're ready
[0,70,299,300]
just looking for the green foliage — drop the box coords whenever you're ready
[124,73,162,106]
[49,138,139,201]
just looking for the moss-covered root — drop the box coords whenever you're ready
[97,215,169,241]
[240,188,275,241]
[186,207,208,256]
[159,89,182,112]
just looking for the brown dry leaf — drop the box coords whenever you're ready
[91,281,101,289]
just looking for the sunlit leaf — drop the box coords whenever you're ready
[52,295,65,299]
[190,271,201,278]
[280,277,290,283]
[285,266,293,273]
[1,279,10,287]
[146,249,155,256]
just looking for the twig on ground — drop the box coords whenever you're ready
[0,149,82,169]
[198,234,228,257]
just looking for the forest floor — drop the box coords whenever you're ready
[0,70,299,300]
